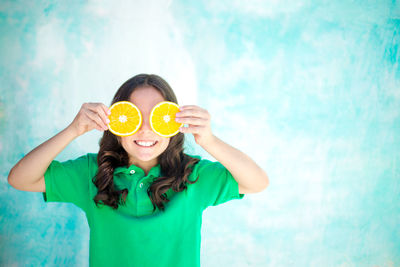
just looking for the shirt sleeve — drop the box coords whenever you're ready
[42,154,91,211]
[192,158,245,209]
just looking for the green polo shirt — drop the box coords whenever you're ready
[42,153,245,267]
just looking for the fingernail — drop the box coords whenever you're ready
[106,119,110,123]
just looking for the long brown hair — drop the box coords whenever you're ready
[92,74,200,212]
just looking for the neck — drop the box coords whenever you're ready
[129,158,158,176]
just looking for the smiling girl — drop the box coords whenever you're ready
[8,74,269,267]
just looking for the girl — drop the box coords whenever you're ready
[8,74,269,267]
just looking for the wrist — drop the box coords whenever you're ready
[65,123,81,139]
[199,134,218,149]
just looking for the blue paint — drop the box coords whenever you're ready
[1,0,399,266]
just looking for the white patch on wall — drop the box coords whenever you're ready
[28,0,198,152]
[31,17,67,75]
[205,0,305,18]
[82,0,198,105]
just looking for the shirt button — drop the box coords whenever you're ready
[139,183,144,188]
[130,170,136,174]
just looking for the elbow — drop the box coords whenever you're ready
[264,177,270,190]
[8,167,23,190]
[8,169,17,189]
[253,170,269,193]
[260,171,270,191]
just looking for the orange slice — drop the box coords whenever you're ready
[150,101,183,137]
[107,101,142,137]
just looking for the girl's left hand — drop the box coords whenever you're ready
[175,105,214,146]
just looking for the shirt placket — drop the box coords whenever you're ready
[128,169,158,216]
[114,164,161,216]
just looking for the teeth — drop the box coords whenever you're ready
[135,141,156,147]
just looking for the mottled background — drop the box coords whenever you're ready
[1,0,399,266]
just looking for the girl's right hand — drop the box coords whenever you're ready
[69,102,111,136]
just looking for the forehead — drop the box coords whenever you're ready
[128,86,165,110]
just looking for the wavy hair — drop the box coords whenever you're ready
[92,74,200,212]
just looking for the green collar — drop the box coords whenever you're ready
[114,163,162,177]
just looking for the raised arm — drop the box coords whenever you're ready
[176,105,269,194]
[7,103,111,192]
[199,135,269,194]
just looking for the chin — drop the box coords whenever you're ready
[122,137,169,164]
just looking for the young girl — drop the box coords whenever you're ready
[8,74,269,267]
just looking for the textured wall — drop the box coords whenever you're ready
[1,1,399,266]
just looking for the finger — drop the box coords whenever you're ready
[83,113,106,132]
[87,103,111,126]
[86,109,109,130]
[96,104,111,126]
[176,108,209,119]
[180,125,204,134]
[175,116,207,126]
[179,105,200,110]
[94,124,105,132]
[101,103,112,116]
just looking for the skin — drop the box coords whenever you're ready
[7,84,269,194]
[119,86,170,175]
[118,86,269,194]
[176,105,270,194]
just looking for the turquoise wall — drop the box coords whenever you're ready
[1,1,399,266]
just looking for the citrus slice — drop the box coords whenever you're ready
[150,101,183,137]
[107,101,142,137]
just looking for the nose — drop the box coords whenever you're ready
[139,114,152,132]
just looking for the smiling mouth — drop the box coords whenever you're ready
[134,140,158,147]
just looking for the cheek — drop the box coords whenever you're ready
[120,137,133,148]
[161,138,170,149]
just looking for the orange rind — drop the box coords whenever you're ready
[150,101,183,137]
[107,101,142,137]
